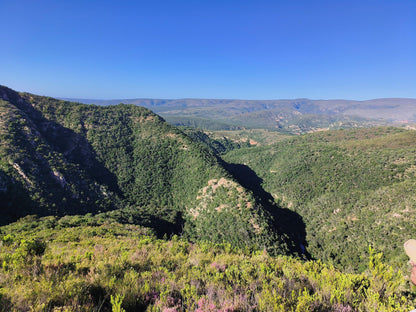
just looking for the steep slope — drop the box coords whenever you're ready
[0,90,122,224]
[222,127,416,270]
[0,85,301,254]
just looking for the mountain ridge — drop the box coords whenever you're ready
[58,96,416,133]
[0,85,304,256]
[61,97,416,103]
[2,84,416,270]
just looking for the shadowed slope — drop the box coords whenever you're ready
[0,85,305,255]
[222,127,416,270]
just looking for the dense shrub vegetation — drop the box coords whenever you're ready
[223,127,416,271]
[179,128,251,155]
[1,215,415,311]
[2,85,416,310]
[164,116,244,131]
[0,85,297,255]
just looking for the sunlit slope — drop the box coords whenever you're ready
[0,215,414,311]
[0,85,297,254]
[223,127,416,270]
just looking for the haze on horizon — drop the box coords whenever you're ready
[1,0,415,101]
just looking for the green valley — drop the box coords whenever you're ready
[222,127,416,271]
[1,85,416,311]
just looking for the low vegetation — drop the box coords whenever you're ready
[1,215,415,311]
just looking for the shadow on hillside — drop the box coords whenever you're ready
[142,214,185,239]
[0,170,36,226]
[110,206,185,239]
[2,87,189,238]
[6,89,123,218]
[222,161,310,259]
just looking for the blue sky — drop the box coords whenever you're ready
[1,0,415,100]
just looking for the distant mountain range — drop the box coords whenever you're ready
[63,97,416,133]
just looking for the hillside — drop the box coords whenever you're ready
[222,127,416,271]
[4,85,416,270]
[66,97,416,133]
[0,89,123,223]
[0,85,304,255]
[2,86,416,310]
[0,215,414,311]
[180,128,292,152]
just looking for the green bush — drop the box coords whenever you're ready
[0,216,414,311]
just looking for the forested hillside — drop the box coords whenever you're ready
[222,127,416,271]
[180,128,292,153]
[0,85,302,255]
[2,85,416,310]
[3,85,415,269]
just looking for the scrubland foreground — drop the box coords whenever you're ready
[1,215,415,312]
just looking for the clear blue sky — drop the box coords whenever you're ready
[1,0,415,100]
